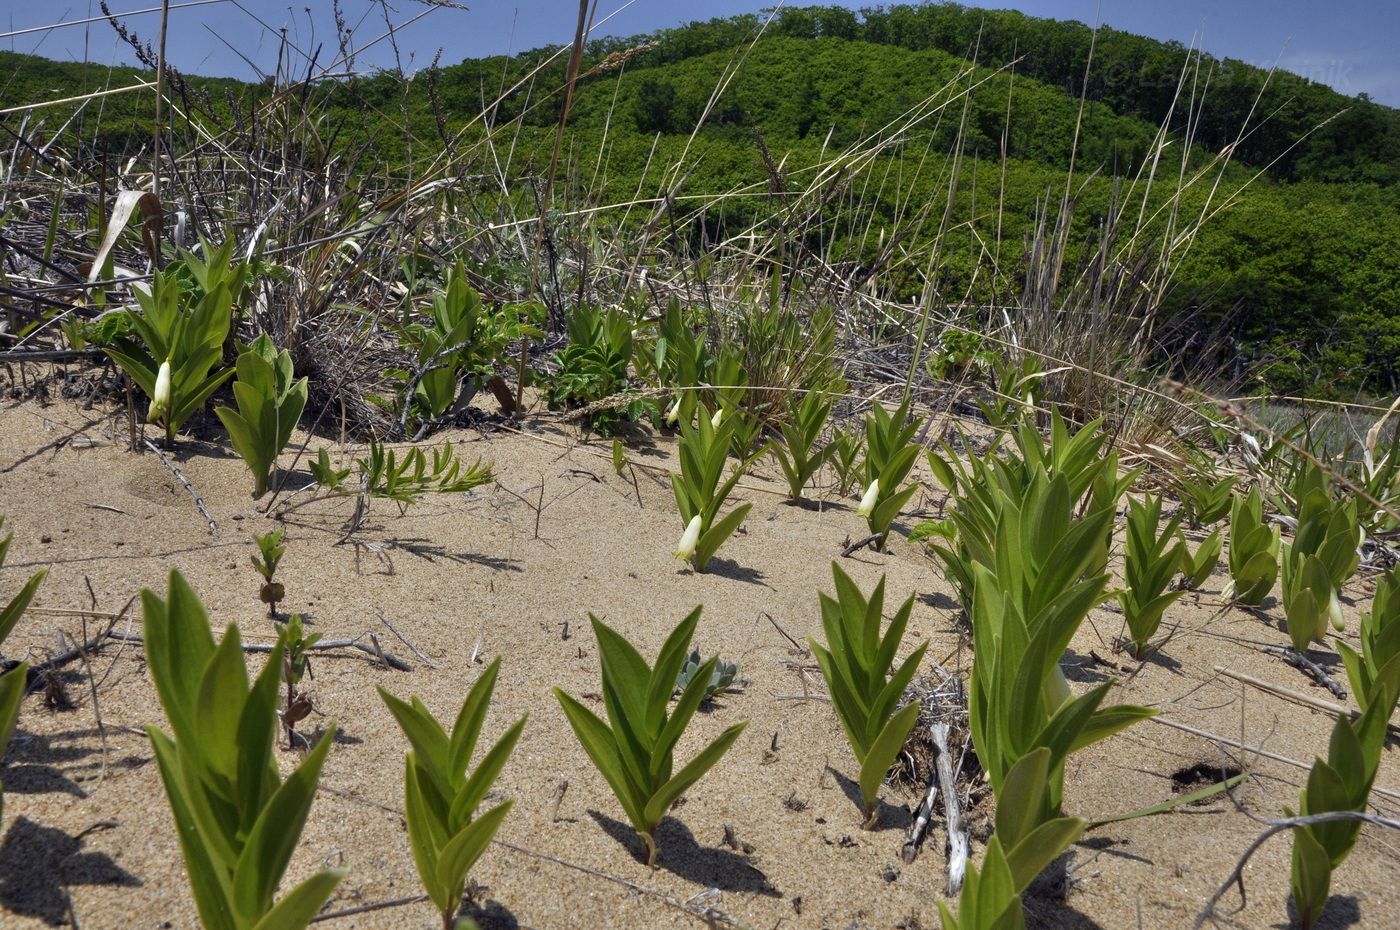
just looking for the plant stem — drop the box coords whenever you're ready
[641,831,658,868]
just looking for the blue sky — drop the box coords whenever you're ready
[4,1,1398,106]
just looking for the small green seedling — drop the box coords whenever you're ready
[297,443,494,539]
[104,262,235,445]
[673,649,742,704]
[770,390,835,502]
[554,608,747,866]
[142,570,343,930]
[937,748,1086,930]
[251,526,287,618]
[379,658,526,930]
[611,439,627,476]
[215,334,309,496]
[1177,528,1223,591]
[671,407,753,572]
[858,401,923,549]
[0,517,46,820]
[1226,488,1280,605]
[1336,568,1400,711]
[1119,495,1187,658]
[276,614,321,749]
[810,563,928,827]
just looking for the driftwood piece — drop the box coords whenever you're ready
[900,722,969,895]
[1265,645,1347,699]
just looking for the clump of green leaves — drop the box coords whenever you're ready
[858,400,923,549]
[215,334,308,496]
[0,516,46,820]
[976,354,1044,428]
[635,300,708,431]
[392,264,542,425]
[298,443,493,541]
[673,649,741,704]
[952,450,1153,841]
[251,526,287,618]
[104,259,234,445]
[770,390,835,502]
[1119,495,1187,658]
[1177,528,1224,591]
[1172,469,1236,528]
[829,425,866,496]
[926,412,1118,614]
[1280,479,1362,651]
[554,608,747,866]
[810,563,927,827]
[671,408,753,572]
[275,614,320,750]
[1225,488,1280,605]
[379,658,526,930]
[937,749,1086,930]
[1336,568,1400,711]
[548,305,638,435]
[308,443,494,502]
[142,570,343,930]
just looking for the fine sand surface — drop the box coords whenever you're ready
[1,392,1397,930]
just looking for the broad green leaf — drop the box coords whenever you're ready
[857,700,921,810]
[248,869,345,930]
[643,721,747,827]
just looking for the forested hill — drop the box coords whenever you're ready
[2,4,1399,394]
[565,3,1400,186]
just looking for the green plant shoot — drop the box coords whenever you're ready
[671,407,753,572]
[770,390,836,502]
[1336,568,1400,711]
[0,517,46,820]
[1177,527,1223,591]
[858,400,922,548]
[1119,495,1187,658]
[142,569,344,930]
[554,608,747,866]
[379,657,526,930]
[104,261,235,445]
[252,525,287,617]
[809,562,928,827]
[937,749,1086,930]
[216,334,308,496]
[1226,488,1280,605]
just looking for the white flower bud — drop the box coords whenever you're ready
[675,515,702,562]
[857,479,879,517]
[150,360,173,421]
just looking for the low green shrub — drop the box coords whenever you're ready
[215,334,308,496]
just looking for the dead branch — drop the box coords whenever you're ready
[1194,810,1400,929]
[143,437,218,536]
